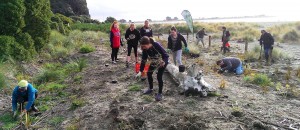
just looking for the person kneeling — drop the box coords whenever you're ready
[216,57,243,75]
[12,80,39,118]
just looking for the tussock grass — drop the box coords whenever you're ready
[71,98,85,110]
[45,83,66,92]
[128,84,141,91]
[267,22,300,43]
[79,44,96,53]
[34,69,65,85]
[188,42,201,54]
[251,74,272,87]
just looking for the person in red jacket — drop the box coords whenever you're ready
[110,21,123,64]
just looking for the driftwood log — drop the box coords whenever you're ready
[166,63,216,97]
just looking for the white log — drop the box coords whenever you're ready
[166,63,216,97]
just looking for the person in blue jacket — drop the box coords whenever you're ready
[12,80,39,117]
[136,36,169,101]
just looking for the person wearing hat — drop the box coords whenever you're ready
[12,80,38,117]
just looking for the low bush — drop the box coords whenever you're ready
[79,44,96,53]
[71,99,85,110]
[35,69,65,85]
[128,84,141,91]
[77,58,88,72]
[251,74,272,87]
[282,30,299,42]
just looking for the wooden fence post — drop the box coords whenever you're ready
[209,35,211,47]
[245,40,248,52]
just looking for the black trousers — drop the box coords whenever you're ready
[147,64,167,94]
[111,48,119,61]
[17,92,38,109]
[127,44,138,57]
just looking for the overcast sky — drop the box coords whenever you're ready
[86,0,300,22]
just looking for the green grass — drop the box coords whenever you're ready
[77,58,88,72]
[64,61,80,74]
[74,75,83,83]
[207,92,221,97]
[70,99,85,110]
[34,69,65,85]
[45,83,66,92]
[48,116,65,126]
[142,95,153,102]
[79,44,96,53]
[0,113,18,129]
[243,76,251,82]
[251,74,272,87]
[39,104,50,112]
[128,84,141,91]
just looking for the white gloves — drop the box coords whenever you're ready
[135,72,142,79]
[13,111,17,118]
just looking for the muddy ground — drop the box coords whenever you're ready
[1,38,300,130]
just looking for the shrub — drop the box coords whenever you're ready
[187,43,200,54]
[35,69,65,84]
[251,74,271,87]
[272,48,291,60]
[243,76,251,82]
[77,58,88,72]
[128,84,141,91]
[64,61,80,74]
[52,46,69,59]
[0,36,14,60]
[275,82,283,91]
[71,99,85,110]
[283,30,299,42]
[79,44,96,53]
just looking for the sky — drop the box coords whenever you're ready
[86,0,300,22]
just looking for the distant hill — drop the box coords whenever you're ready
[50,0,90,17]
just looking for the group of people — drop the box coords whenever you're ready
[11,21,275,117]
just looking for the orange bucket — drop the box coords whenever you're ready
[135,63,150,77]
